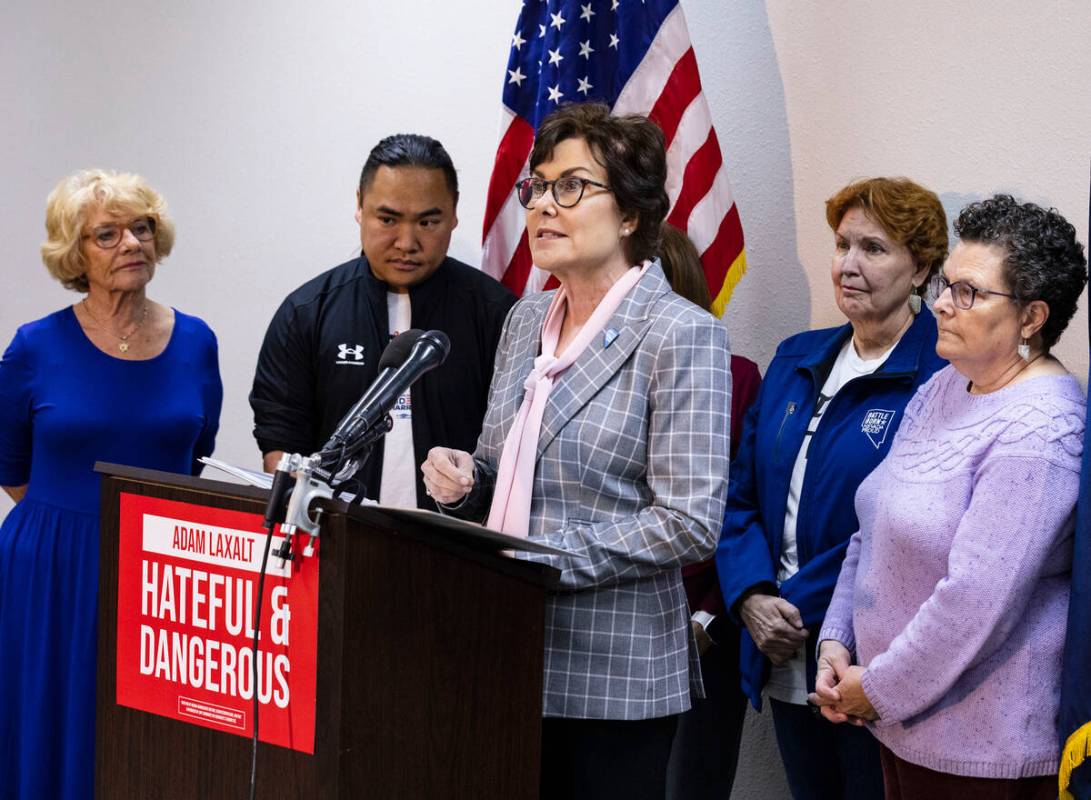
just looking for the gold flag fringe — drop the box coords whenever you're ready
[711,250,748,318]
[1060,721,1091,799]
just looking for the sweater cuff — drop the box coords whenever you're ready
[816,625,856,657]
[860,667,899,728]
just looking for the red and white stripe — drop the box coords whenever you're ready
[482,4,746,311]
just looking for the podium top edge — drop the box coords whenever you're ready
[94,462,562,588]
[94,461,269,501]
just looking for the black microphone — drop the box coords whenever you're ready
[322,329,451,455]
[322,329,424,452]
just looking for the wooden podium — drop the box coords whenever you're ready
[95,463,559,799]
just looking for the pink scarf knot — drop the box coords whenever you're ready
[487,263,648,537]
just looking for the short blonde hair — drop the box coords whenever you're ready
[41,169,176,292]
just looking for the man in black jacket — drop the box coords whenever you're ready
[250,134,516,510]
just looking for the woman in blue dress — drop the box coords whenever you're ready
[0,169,222,799]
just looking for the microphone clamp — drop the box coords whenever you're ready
[272,452,333,566]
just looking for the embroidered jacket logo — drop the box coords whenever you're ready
[336,344,365,366]
[861,409,896,449]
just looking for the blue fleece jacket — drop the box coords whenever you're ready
[716,308,945,709]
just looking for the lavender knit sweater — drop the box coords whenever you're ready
[820,365,1085,778]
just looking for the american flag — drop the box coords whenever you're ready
[481,0,747,315]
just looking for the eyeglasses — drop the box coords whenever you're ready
[515,176,610,209]
[929,272,1018,310]
[82,217,157,250]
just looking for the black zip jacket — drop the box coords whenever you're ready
[250,255,516,510]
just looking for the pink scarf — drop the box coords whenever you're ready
[487,263,648,536]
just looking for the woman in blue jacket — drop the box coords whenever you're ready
[716,177,948,799]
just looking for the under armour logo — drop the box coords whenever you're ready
[336,343,366,365]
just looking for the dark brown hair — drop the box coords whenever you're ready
[825,177,948,296]
[657,223,712,311]
[529,102,668,264]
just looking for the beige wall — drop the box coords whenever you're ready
[711,1,1089,379]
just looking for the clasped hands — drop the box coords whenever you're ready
[808,640,877,725]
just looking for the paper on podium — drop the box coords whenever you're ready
[198,457,273,488]
[198,458,579,558]
[198,456,374,504]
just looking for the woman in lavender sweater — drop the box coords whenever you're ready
[812,195,1088,798]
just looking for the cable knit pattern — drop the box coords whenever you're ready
[820,364,1085,778]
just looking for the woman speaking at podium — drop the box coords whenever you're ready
[422,103,731,800]
[0,170,222,799]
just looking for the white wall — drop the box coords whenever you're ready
[2,2,1089,797]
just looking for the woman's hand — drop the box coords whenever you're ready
[691,620,713,656]
[828,666,877,723]
[421,448,475,505]
[811,640,855,724]
[738,593,809,665]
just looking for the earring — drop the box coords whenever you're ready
[1018,338,1031,361]
[621,228,631,237]
[908,293,922,314]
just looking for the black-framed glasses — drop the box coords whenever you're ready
[515,176,610,209]
[82,217,157,250]
[929,272,1018,310]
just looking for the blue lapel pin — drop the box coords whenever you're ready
[603,328,619,349]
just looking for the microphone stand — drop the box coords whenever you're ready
[249,329,441,798]
[261,413,393,564]
[249,414,390,798]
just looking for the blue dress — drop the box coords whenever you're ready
[0,306,222,799]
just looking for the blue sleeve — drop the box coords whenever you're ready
[716,381,778,620]
[0,329,34,486]
[781,536,853,630]
[192,327,223,475]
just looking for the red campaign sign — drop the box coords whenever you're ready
[116,493,319,753]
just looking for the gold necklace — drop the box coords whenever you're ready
[80,300,148,353]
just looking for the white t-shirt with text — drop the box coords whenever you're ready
[378,292,418,509]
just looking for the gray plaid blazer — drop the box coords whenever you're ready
[455,263,731,720]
